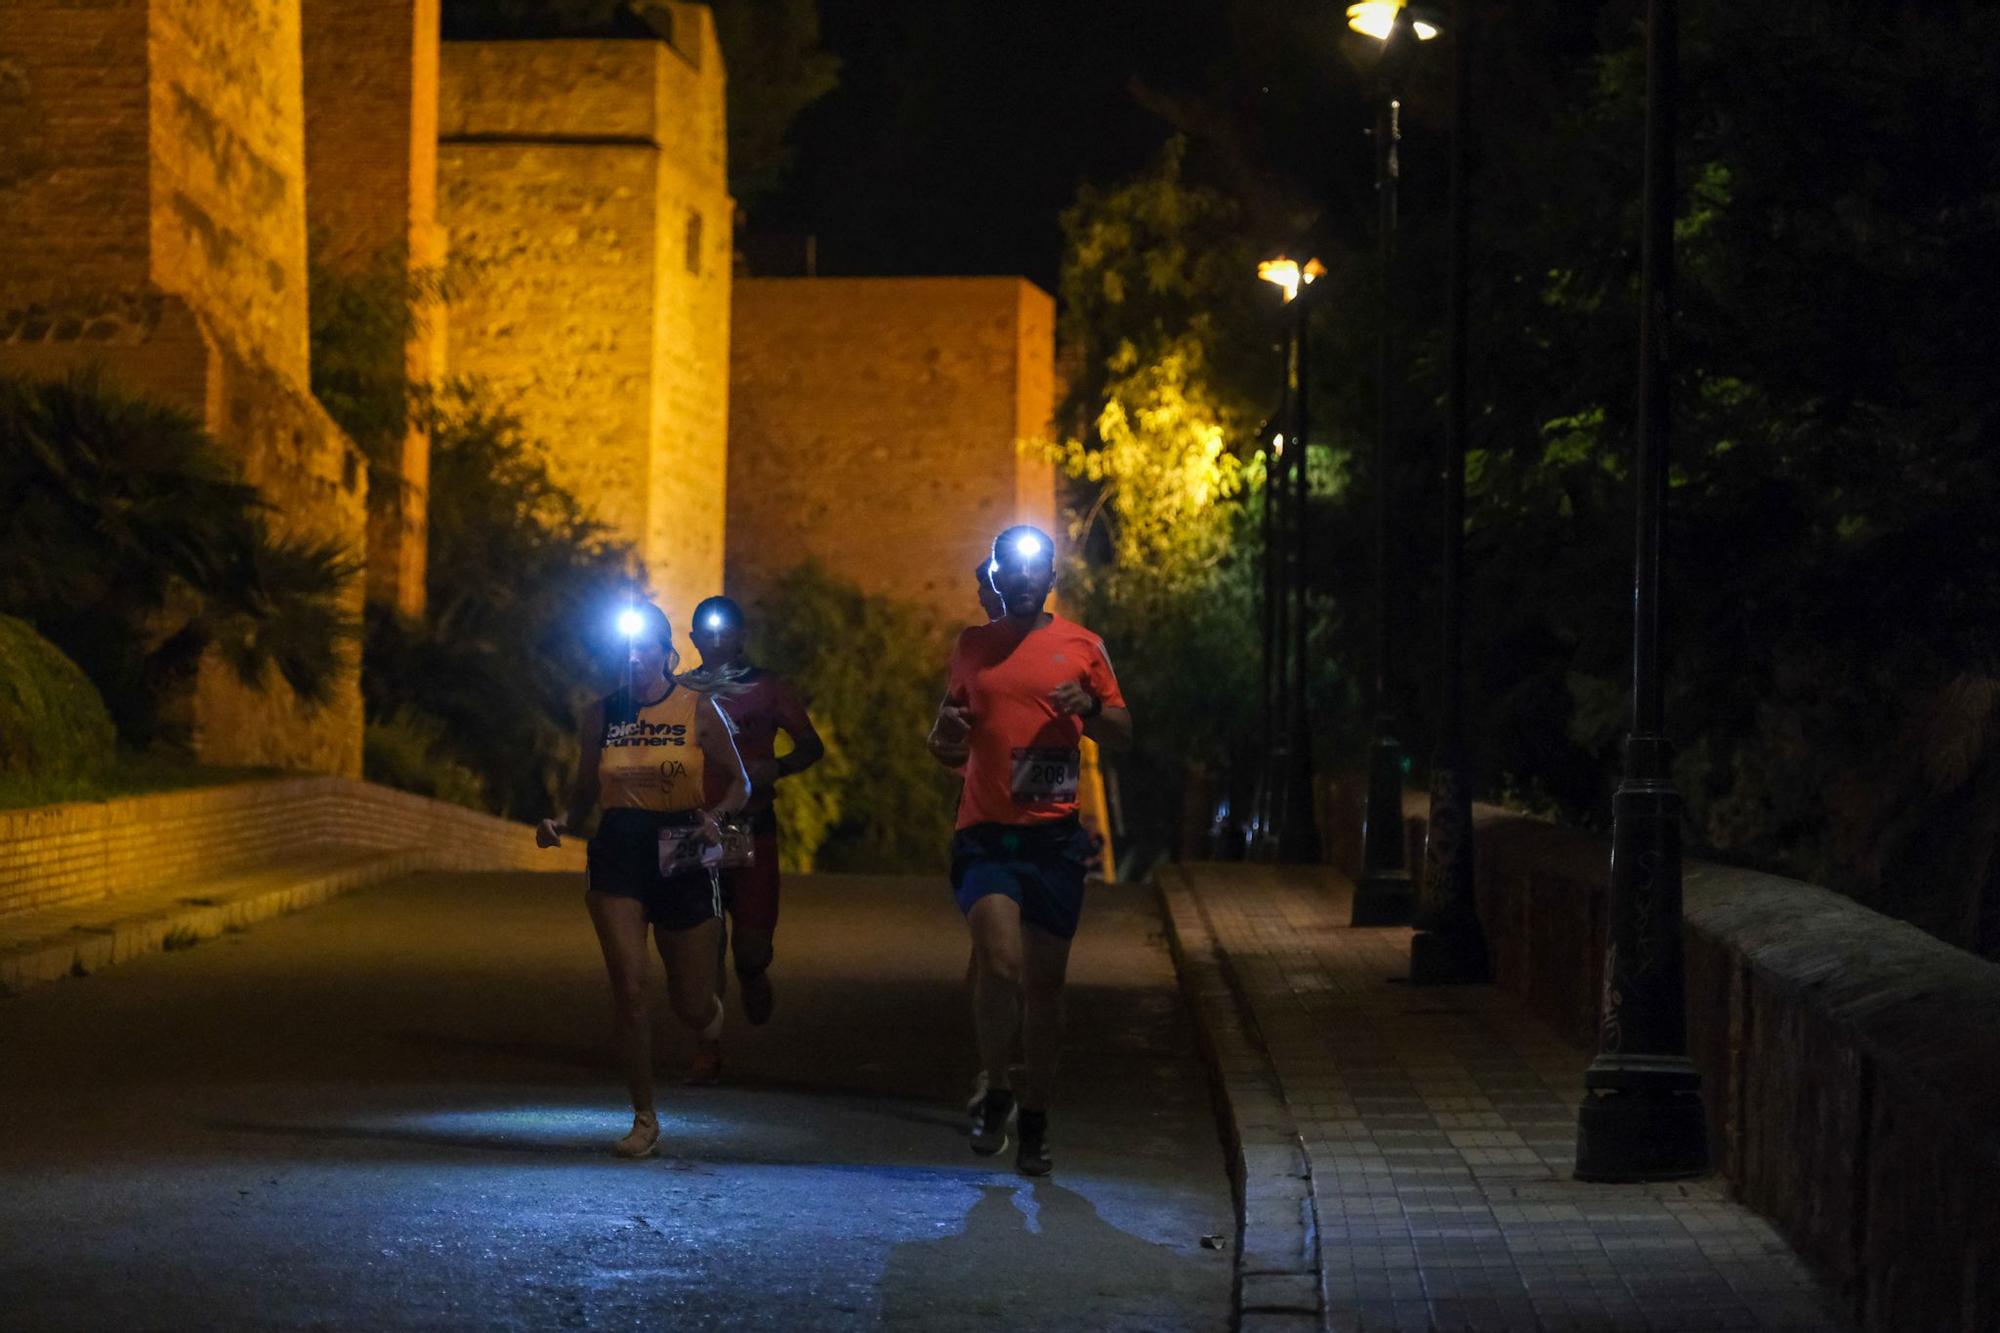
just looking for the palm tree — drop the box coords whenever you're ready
[0,370,358,749]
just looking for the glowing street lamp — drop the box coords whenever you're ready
[1257,256,1326,305]
[1346,1,1440,42]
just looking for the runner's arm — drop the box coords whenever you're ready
[696,695,751,815]
[927,691,973,769]
[539,699,604,846]
[772,683,826,780]
[1083,703,1133,752]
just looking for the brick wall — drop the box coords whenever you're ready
[0,0,367,778]
[727,277,1058,631]
[1343,790,2000,1331]
[302,0,442,616]
[438,13,732,643]
[0,777,582,918]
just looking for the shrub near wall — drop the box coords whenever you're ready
[0,614,115,786]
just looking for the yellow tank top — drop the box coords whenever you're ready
[598,684,706,812]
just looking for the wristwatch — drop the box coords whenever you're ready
[1080,691,1103,720]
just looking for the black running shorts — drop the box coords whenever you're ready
[586,808,722,932]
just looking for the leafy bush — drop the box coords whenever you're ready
[745,562,958,873]
[361,386,635,821]
[0,613,115,783]
[0,371,358,749]
[769,716,852,874]
[363,710,488,811]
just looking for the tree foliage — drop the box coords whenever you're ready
[361,387,636,821]
[744,562,957,873]
[0,371,358,750]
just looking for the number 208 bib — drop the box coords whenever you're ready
[1010,747,1080,804]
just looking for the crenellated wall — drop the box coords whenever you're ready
[726,277,1058,630]
[437,5,733,642]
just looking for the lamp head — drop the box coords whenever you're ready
[1256,256,1326,304]
[616,608,644,639]
[1347,1,1440,42]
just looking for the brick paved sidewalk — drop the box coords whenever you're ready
[1159,863,1840,1333]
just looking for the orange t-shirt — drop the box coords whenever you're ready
[946,614,1125,830]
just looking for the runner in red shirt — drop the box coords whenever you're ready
[927,525,1132,1176]
[685,596,825,1045]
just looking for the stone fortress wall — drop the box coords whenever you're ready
[302,0,444,617]
[438,4,733,646]
[0,0,1056,774]
[0,0,367,776]
[727,277,1058,632]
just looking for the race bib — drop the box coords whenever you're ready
[657,820,755,874]
[1010,747,1080,804]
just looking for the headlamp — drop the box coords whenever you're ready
[1013,534,1043,559]
[616,608,644,639]
[704,611,726,631]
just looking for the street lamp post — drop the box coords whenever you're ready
[1251,418,1285,860]
[1574,0,1708,1182]
[1409,0,1489,982]
[1347,1,1434,926]
[1257,258,1326,864]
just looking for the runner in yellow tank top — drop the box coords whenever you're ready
[536,601,749,1159]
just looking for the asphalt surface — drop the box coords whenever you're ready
[0,871,1234,1330]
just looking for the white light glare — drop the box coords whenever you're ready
[616,608,643,638]
[704,611,725,630]
[1014,534,1043,559]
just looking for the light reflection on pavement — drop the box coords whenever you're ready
[0,872,1233,1330]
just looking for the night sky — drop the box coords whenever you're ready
[745,0,1230,288]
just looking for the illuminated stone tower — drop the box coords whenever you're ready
[727,277,1059,630]
[437,4,733,640]
[302,0,444,617]
[0,0,365,774]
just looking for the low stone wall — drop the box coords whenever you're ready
[0,777,580,917]
[1329,781,2000,1331]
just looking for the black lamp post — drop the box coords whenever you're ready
[1250,414,1285,860]
[1255,258,1327,864]
[1409,0,1488,982]
[1346,1,1435,926]
[1574,0,1708,1182]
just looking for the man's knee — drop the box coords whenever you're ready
[669,988,714,1029]
[976,946,1023,989]
[732,932,774,977]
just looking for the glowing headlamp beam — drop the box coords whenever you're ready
[1013,534,1043,559]
[704,612,726,630]
[616,608,644,639]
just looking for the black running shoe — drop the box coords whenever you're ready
[970,1089,1015,1156]
[1016,1109,1052,1177]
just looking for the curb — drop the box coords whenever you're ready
[0,849,427,996]
[1156,867,1326,1332]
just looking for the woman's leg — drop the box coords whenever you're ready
[656,912,728,1048]
[586,890,661,1147]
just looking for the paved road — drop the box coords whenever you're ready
[0,872,1233,1330]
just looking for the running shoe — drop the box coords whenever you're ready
[613,1111,660,1159]
[739,968,775,1026]
[685,1040,723,1085]
[964,1069,989,1131]
[970,1089,1015,1157]
[1016,1108,1052,1177]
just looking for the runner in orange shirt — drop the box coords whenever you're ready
[927,525,1132,1176]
